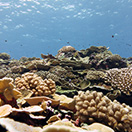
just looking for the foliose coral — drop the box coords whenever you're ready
[104,66,132,95]
[15,72,56,96]
[74,90,132,132]
[0,77,21,102]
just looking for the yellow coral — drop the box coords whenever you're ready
[74,90,132,131]
[15,72,56,96]
[0,77,14,93]
[0,77,21,101]
[0,104,12,118]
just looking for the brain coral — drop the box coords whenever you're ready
[104,66,132,95]
[74,90,132,132]
[15,72,56,96]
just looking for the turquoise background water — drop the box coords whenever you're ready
[0,0,132,59]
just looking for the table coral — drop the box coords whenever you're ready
[104,66,132,95]
[15,72,56,96]
[74,90,132,132]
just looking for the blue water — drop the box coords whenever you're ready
[0,0,132,59]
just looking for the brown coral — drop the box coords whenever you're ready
[85,70,106,80]
[15,72,56,96]
[58,46,76,53]
[74,90,132,132]
[104,66,132,95]
[0,77,21,102]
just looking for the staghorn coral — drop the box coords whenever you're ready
[74,90,132,132]
[104,66,132,95]
[15,72,56,96]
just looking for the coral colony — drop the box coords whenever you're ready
[0,46,132,132]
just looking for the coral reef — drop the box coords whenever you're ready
[74,90,132,131]
[15,72,56,96]
[104,66,132,95]
[0,46,131,132]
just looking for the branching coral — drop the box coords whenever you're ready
[15,72,56,96]
[104,66,132,95]
[74,90,132,132]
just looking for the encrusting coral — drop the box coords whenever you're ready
[85,70,106,80]
[15,72,56,96]
[104,66,132,95]
[74,90,132,132]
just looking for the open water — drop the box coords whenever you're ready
[0,0,132,59]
